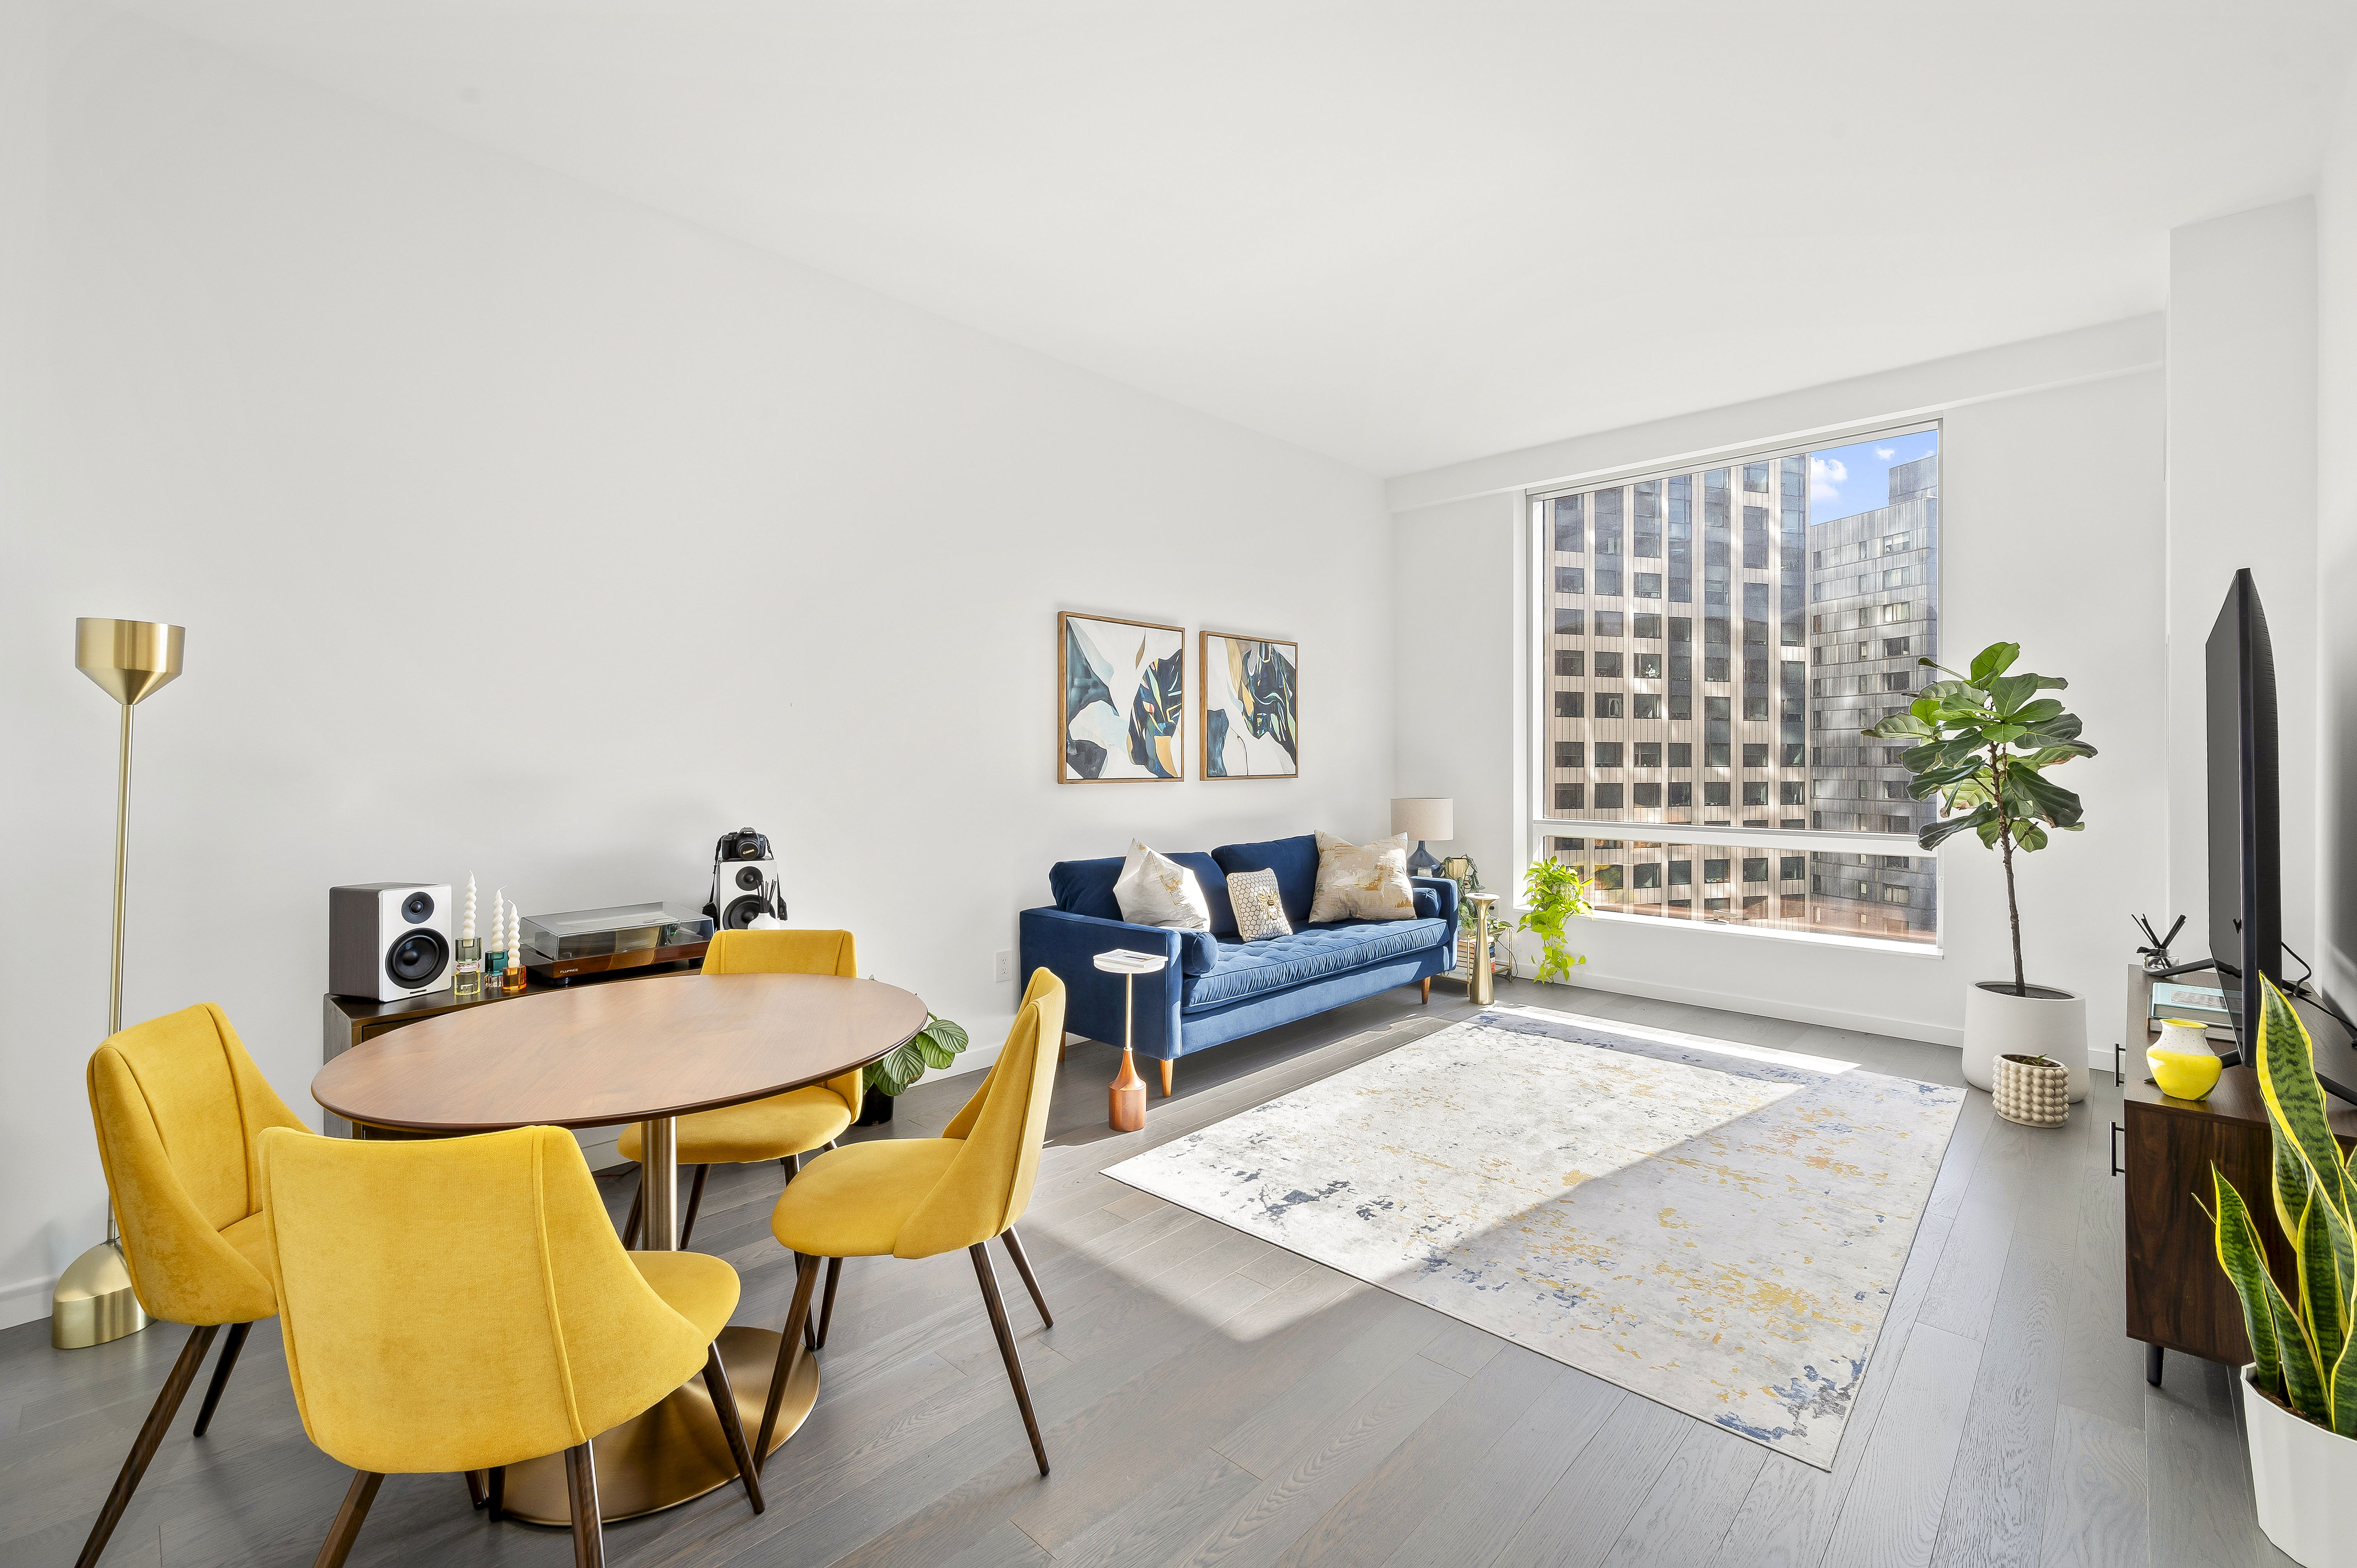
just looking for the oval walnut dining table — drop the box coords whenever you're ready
[309,970,929,1527]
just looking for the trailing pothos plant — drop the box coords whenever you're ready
[2206,975,2357,1433]
[864,1011,969,1098]
[1862,641,2095,996]
[1515,857,1593,985]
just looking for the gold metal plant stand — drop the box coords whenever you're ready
[53,618,184,1350]
[1467,894,1499,1006]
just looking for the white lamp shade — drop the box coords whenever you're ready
[1391,797,1453,841]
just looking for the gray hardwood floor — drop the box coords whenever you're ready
[0,978,2285,1567]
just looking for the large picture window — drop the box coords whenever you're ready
[1530,425,1941,948]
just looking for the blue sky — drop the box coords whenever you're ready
[1808,429,1938,525]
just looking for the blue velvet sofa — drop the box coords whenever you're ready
[1018,832,1459,1089]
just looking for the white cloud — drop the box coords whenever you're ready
[1810,456,1847,504]
[1875,446,1896,461]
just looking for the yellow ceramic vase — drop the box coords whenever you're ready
[2147,1018,2223,1101]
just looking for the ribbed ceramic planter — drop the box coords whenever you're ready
[1991,1053,2069,1128]
[1962,982,2086,1102]
[2244,1367,2357,1567]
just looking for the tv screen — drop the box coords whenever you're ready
[2206,568,2281,1053]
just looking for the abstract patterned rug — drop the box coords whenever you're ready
[1103,1005,1963,1468]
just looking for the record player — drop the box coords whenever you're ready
[520,902,714,983]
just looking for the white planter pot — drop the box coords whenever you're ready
[2243,1366,2357,1566]
[1961,982,2085,1102]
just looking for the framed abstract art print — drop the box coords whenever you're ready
[1201,631,1298,779]
[1058,612,1185,782]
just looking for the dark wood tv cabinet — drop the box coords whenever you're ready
[2121,1066,2357,1380]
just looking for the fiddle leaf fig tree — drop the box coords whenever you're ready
[1862,641,2096,997]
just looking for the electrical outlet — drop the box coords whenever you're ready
[995,950,1013,984]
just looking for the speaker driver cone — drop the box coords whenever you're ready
[721,895,768,930]
[386,928,450,989]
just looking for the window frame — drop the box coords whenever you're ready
[1522,418,1944,957]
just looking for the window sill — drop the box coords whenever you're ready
[1508,902,1943,959]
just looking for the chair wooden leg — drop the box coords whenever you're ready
[191,1319,251,1437]
[1421,977,1432,1004]
[620,1173,643,1249]
[755,1253,822,1469]
[487,1465,505,1522]
[1159,1058,1174,1097]
[465,1470,487,1509]
[815,1256,843,1348]
[1000,1228,1053,1328]
[564,1442,606,1568]
[970,1243,1049,1475]
[678,1164,710,1248]
[74,1322,218,1568]
[700,1344,765,1513]
[311,1470,384,1568]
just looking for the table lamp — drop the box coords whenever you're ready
[53,617,184,1350]
[1391,798,1453,876]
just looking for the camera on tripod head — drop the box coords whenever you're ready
[705,826,785,929]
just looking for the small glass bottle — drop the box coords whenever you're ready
[454,937,484,999]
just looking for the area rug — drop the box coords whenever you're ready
[1102,1005,1963,1468]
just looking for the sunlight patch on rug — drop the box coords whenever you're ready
[1102,1005,1963,1468]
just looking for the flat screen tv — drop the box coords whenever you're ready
[2207,568,2281,1055]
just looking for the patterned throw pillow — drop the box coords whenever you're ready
[1112,840,1211,930]
[1227,869,1293,942]
[1306,831,1418,923]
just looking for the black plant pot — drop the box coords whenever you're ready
[855,1089,895,1127]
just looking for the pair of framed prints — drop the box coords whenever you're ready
[1057,611,1297,783]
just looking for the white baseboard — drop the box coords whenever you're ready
[0,1271,60,1332]
[1542,972,2123,1075]
[1555,970,1963,1048]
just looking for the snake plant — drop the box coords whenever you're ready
[2208,974,2357,1432]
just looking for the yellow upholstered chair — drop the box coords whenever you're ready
[76,1003,310,1568]
[617,928,866,1248]
[256,1123,764,1568]
[758,968,1066,1473]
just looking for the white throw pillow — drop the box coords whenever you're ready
[1113,840,1211,931]
[1228,869,1294,942]
[1307,831,1418,923]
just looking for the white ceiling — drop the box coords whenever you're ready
[109,1,2357,477]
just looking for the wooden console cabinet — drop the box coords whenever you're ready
[2122,1067,2357,1373]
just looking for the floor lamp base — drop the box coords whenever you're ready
[53,1239,148,1349]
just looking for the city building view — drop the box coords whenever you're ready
[1534,429,1940,945]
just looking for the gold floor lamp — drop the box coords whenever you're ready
[51,617,184,1350]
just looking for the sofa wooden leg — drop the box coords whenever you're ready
[1421,978,1432,1004]
[1159,1058,1173,1097]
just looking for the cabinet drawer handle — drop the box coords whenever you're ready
[2114,1040,2124,1086]
[2110,1120,2123,1178]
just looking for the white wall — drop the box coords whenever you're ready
[1392,325,2168,1047]
[2164,201,2318,974]
[0,14,1394,1327]
[2319,59,2357,1009]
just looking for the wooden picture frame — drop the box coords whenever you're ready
[1200,631,1299,780]
[1058,612,1186,783]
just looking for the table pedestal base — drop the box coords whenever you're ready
[498,1324,818,1525]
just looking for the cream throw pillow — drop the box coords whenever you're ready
[1113,840,1211,931]
[1227,869,1293,941]
[1307,831,1418,923]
